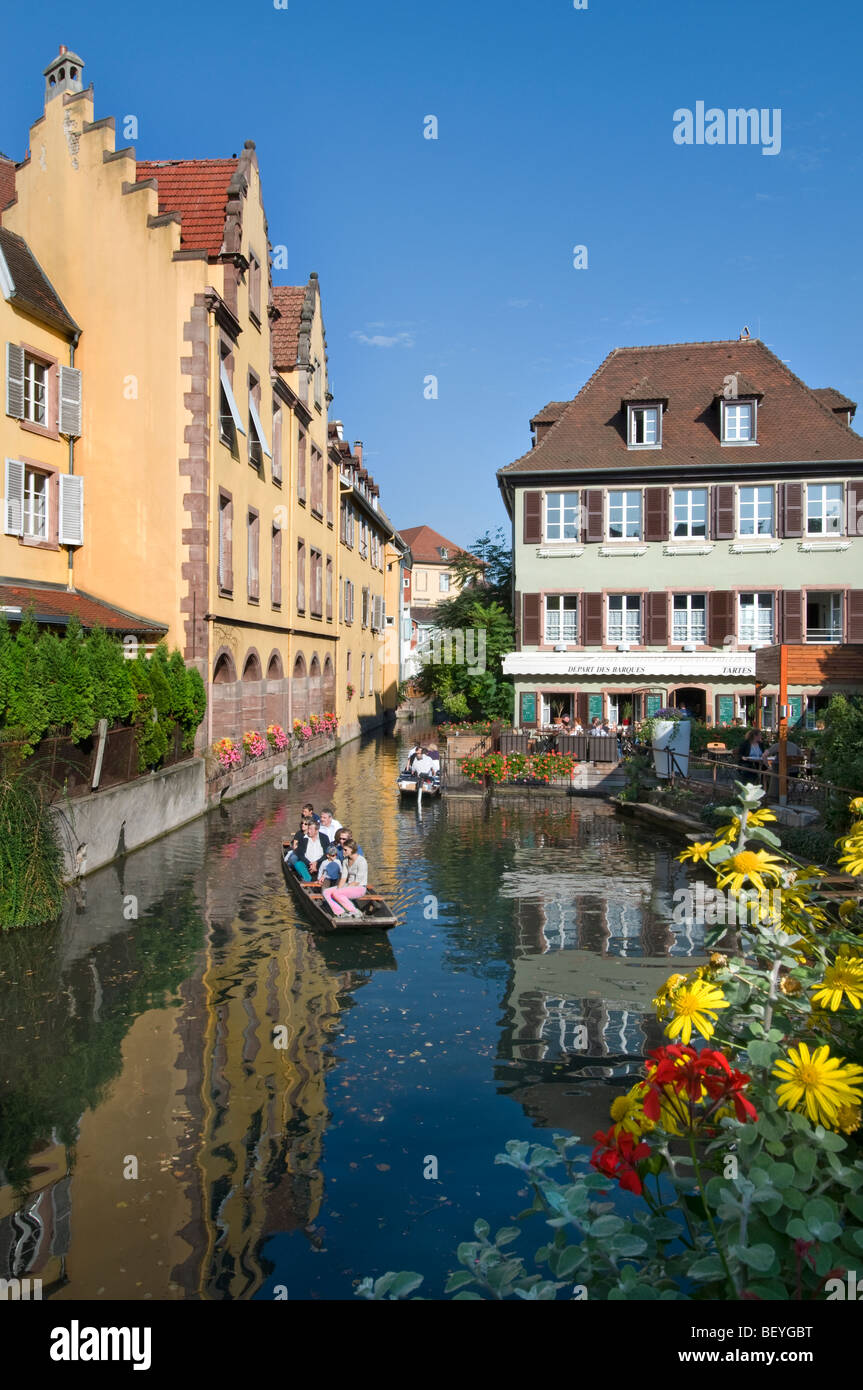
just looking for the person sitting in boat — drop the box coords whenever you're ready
[334,826,364,861]
[319,806,342,839]
[292,819,331,880]
[317,843,345,891]
[412,748,436,784]
[323,839,368,917]
[426,743,441,766]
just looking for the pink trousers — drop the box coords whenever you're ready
[324,884,367,916]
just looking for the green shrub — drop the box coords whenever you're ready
[0,772,64,930]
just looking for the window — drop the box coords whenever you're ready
[544,595,578,643]
[23,355,47,426]
[297,539,306,612]
[806,483,842,536]
[326,556,333,620]
[297,431,307,503]
[247,375,270,472]
[403,573,410,588]
[607,595,642,643]
[628,405,660,447]
[739,486,774,537]
[415,570,427,591]
[362,586,370,628]
[310,549,323,617]
[738,592,774,644]
[672,488,708,539]
[271,523,282,607]
[218,343,243,453]
[347,649,352,673]
[218,491,233,593]
[806,592,842,643]
[248,249,261,324]
[23,466,49,538]
[672,594,706,643]
[326,461,334,525]
[311,447,324,516]
[247,510,259,600]
[608,491,642,540]
[439,546,448,560]
[439,573,450,593]
[544,491,579,541]
[722,400,754,442]
[272,403,283,485]
[369,652,374,691]
[359,520,368,559]
[360,653,366,697]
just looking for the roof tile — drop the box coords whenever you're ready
[135,159,238,258]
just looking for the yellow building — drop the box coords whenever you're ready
[2,44,402,757]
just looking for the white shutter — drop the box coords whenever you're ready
[58,474,84,546]
[58,365,82,436]
[248,395,272,458]
[6,344,24,418]
[4,458,24,535]
[219,362,246,435]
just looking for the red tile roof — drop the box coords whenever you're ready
[812,386,857,417]
[135,159,238,258]
[272,284,307,369]
[0,582,167,636]
[502,339,863,475]
[0,154,16,216]
[0,227,78,335]
[529,401,567,426]
[399,525,474,564]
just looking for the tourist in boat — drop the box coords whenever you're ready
[292,819,331,880]
[319,806,342,838]
[324,839,368,917]
[334,827,364,860]
[317,843,345,892]
[301,802,320,826]
[412,747,436,784]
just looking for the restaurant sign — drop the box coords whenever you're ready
[563,660,753,677]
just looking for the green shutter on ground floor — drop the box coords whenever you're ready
[646,694,661,716]
[716,694,735,725]
[588,694,603,720]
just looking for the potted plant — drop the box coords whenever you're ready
[640,706,691,779]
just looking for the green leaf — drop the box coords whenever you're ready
[688,1255,725,1281]
[747,826,782,848]
[733,1244,777,1273]
[495,1227,521,1247]
[444,1270,475,1293]
[648,1217,684,1240]
[589,1215,625,1238]
[793,1146,818,1177]
[452,1291,483,1300]
[457,1241,478,1266]
[747,1039,779,1068]
[610,1234,648,1257]
[387,1271,423,1298]
[473,1219,490,1241]
[556,1246,587,1278]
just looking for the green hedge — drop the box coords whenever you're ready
[0,612,206,770]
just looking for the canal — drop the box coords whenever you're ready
[0,731,709,1300]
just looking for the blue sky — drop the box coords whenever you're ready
[3,0,861,546]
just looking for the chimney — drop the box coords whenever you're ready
[44,46,85,103]
[354,440,363,466]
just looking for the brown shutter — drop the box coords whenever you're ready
[779,481,803,538]
[708,591,735,647]
[782,589,803,643]
[848,590,863,641]
[646,592,668,645]
[711,485,735,540]
[523,491,542,544]
[576,692,589,727]
[644,487,669,542]
[522,593,542,645]
[584,490,604,542]
[514,589,522,647]
[583,592,603,645]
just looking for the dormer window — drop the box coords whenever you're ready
[722,399,756,443]
[627,404,661,448]
[439,546,448,559]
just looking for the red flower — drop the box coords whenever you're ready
[590,1127,650,1195]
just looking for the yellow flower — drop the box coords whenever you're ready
[746,808,778,826]
[836,1105,861,1135]
[665,978,730,1044]
[773,1043,863,1129]
[652,973,687,1021]
[848,797,863,816]
[716,849,784,896]
[610,1081,653,1137]
[811,956,863,1011]
[715,818,741,845]
[839,900,859,924]
[837,828,863,877]
[678,840,714,864]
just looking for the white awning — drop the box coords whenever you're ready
[219,362,246,436]
[248,394,272,458]
[503,651,757,679]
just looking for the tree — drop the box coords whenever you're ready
[450,526,512,613]
[418,597,514,721]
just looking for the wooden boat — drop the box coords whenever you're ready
[396,768,441,799]
[280,847,399,931]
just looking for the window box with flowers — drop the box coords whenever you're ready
[242,730,268,759]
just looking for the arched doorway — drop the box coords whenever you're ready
[213,650,237,684]
[671,686,706,722]
[322,654,335,711]
[292,652,309,722]
[242,650,262,682]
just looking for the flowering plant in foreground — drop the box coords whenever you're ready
[358,785,863,1302]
